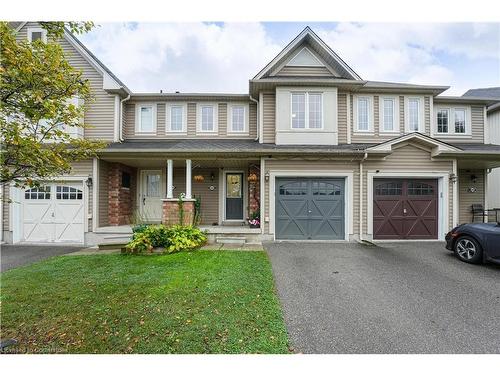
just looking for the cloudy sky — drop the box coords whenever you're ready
[79,22,500,96]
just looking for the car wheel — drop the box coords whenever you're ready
[454,235,483,264]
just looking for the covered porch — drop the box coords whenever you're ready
[92,155,263,245]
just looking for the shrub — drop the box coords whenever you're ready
[132,224,149,235]
[141,225,170,248]
[164,225,207,254]
[124,233,153,254]
[125,224,207,255]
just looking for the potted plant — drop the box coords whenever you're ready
[248,210,260,229]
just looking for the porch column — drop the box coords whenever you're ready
[167,159,173,199]
[185,159,192,199]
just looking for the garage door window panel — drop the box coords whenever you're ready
[56,185,83,200]
[25,186,51,200]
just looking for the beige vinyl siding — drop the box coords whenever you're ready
[123,101,256,139]
[424,96,431,135]
[157,103,166,134]
[337,92,348,144]
[98,160,110,227]
[171,168,219,225]
[373,96,379,132]
[399,95,405,133]
[219,103,228,136]
[2,185,10,231]
[363,144,454,235]
[262,93,276,143]
[458,169,485,224]
[263,159,360,235]
[16,22,116,141]
[274,66,334,77]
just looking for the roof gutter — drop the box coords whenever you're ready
[119,94,131,142]
[249,95,259,141]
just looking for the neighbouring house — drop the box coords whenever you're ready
[2,23,500,246]
[463,87,500,211]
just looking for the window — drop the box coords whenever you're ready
[437,109,449,133]
[136,104,156,133]
[121,172,131,189]
[407,182,434,196]
[454,109,466,134]
[279,181,307,196]
[291,92,323,129]
[291,93,306,129]
[146,175,160,197]
[382,98,395,131]
[56,186,83,200]
[357,97,370,131]
[230,105,246,132]
[169,106,184,132]
[25,186,51,200]
[408,98,420,132]
[200,105,216,132]
[375,181,403,196]
[434,107,469,135]
[308,93,322,129]
[27,27,47,43]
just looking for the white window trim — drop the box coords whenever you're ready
[196,103,218,134]
[166,103,187,134]
[27,27,47,43]
[404,96,425,133]
[289,91,324,130]
[227,103,249,135]
[434,105,472,137]
[353,95,374,133]
[135,103,157,134]
[378,96,400,133]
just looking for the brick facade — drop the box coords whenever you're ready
[108,163,136,226]
[162,199,195,226]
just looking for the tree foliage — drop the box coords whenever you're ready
[0,21,105,188]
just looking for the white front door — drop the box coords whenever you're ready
[22,182,85,243]
[141,170,162,222]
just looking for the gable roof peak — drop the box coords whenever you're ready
[253,26,362,81]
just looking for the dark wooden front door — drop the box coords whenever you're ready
[373,179,438,239]
[225,173,244,220]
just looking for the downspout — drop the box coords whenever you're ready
[119,94,131,142]
[359,152,368,242]
[249,95,259,141]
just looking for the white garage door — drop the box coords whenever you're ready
[22,182,85,243]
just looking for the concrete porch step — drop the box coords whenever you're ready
[215,236,247,245]
[98,242,128,250]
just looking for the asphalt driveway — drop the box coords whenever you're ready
[1,244,84,272]
[265,241,500,354]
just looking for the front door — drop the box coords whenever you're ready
[141,170,162,222]
[225,173,244,220]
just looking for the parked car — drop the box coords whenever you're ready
[445,222,500,264]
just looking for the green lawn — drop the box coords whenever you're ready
[0,251,290,354]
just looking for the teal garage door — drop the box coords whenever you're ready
[275,178,345,240]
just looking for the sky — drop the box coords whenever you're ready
[79,22,500,96]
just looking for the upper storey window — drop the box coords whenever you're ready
[167,104,186,133]
[136,104,156,133]
[291,92,323,129]
[435,107,469,136]
[408,98,419,131]
[228,104,248,134]
[27,27,47,43]
[354,96,372,132]
[382,98,395,132]
[197,104,218,134]
[404,97,424,133]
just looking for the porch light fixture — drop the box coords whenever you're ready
[265,172,270,182]
[86,176,93,188]
[210,172,215,181]
[470,174,477,183]
[193,175,205,183]
[247,173,258,183]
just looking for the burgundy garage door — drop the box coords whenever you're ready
[373,179,438,240]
